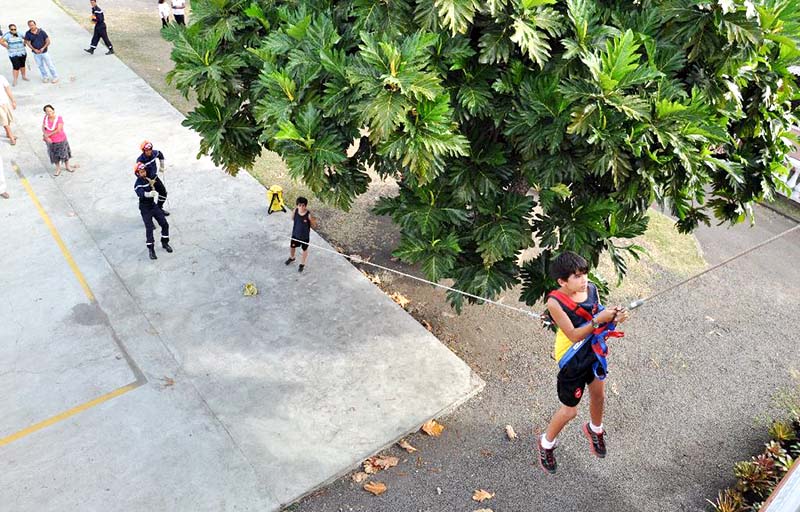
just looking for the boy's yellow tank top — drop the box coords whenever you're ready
[553,329,573,362]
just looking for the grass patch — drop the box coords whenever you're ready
[598,209,706,303]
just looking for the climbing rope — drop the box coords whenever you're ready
[289,237,544,319]
[626,222,800,310]
[289,221,800,320]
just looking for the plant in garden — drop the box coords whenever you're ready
[706,488,745,512]
[734,459,774,498]
[164,0,800,307]
[769,419,797,443]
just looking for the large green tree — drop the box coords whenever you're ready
[165,0,799,308]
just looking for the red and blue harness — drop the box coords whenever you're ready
[547,290,624,381]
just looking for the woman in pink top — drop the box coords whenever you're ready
[42,104,74,176]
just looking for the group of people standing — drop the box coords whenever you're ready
[0,1,184,260]
[159,0,188,28]
[0,20,59,85]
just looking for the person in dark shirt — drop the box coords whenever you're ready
[134,162,172,260]
[136,140,169,215]
[23,20,58,83]
[84,0,114,55]
[284,196,317,273]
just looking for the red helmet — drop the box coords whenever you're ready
[140,140,153,151]
[134,162,146,175]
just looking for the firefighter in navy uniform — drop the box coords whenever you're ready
[134,162,172,260]
[136,140,169,215]
[84,0,114,55]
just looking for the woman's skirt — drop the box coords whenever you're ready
[47,139,72,164]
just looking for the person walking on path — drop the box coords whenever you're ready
[23,21,58,83]
[84,0,114,55]
[285,197,316,273]
[171,0,187,26]
[0,153,9,199]
[42,105,76,176]
[158,0,171,28]
[136,140,169,215]
[0,24,29,86]
[134,162,172,260]
[537,251,630,474]
[0,74,17,145]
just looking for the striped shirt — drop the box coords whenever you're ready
[2,33,26,57]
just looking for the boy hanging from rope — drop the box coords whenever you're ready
[538,251,629,474]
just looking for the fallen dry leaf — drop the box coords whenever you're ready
[363,481,387,496]
[352,472,369,483]
[160,376,175,388]
[421,319,433,331]
[364,272,382,285]
[398,439,418,453]
[374,456,399,470]
[505,425,517,440]
[421,419,444,437]
[390,292,411,308]
[363,456,399,474]
[472,489,495,502]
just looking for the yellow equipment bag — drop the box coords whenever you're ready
[266,185,286,214]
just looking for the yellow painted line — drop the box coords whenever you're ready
[12,163,95,302]
[2,163,144,447]
[0,382,141,447]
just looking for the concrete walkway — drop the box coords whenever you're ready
[0,2,482,510]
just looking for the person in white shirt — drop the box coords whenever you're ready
[171,0,186,26]
[158,0,171,28]
[0,74,17,145]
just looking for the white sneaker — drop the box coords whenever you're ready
[43,77,50,83]
[51,78,59,84]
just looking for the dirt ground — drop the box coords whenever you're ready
[49,3,800,511]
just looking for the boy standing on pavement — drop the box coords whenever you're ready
[84,0,114,55]
[23,20,58,83]
[538,251,629,474]
[134,162,172,260]
[285,197,316,273]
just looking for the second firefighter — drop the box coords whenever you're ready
[134,162,172,260]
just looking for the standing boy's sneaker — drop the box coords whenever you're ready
[582,423,607,458]
[537,437,558,474]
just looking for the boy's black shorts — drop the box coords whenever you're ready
[290,239,309,251]
[556,345,597,407]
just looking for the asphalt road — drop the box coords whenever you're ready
[293,203,800,512]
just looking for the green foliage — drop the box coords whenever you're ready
[769,420,798,443]
[168,0,800,308]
